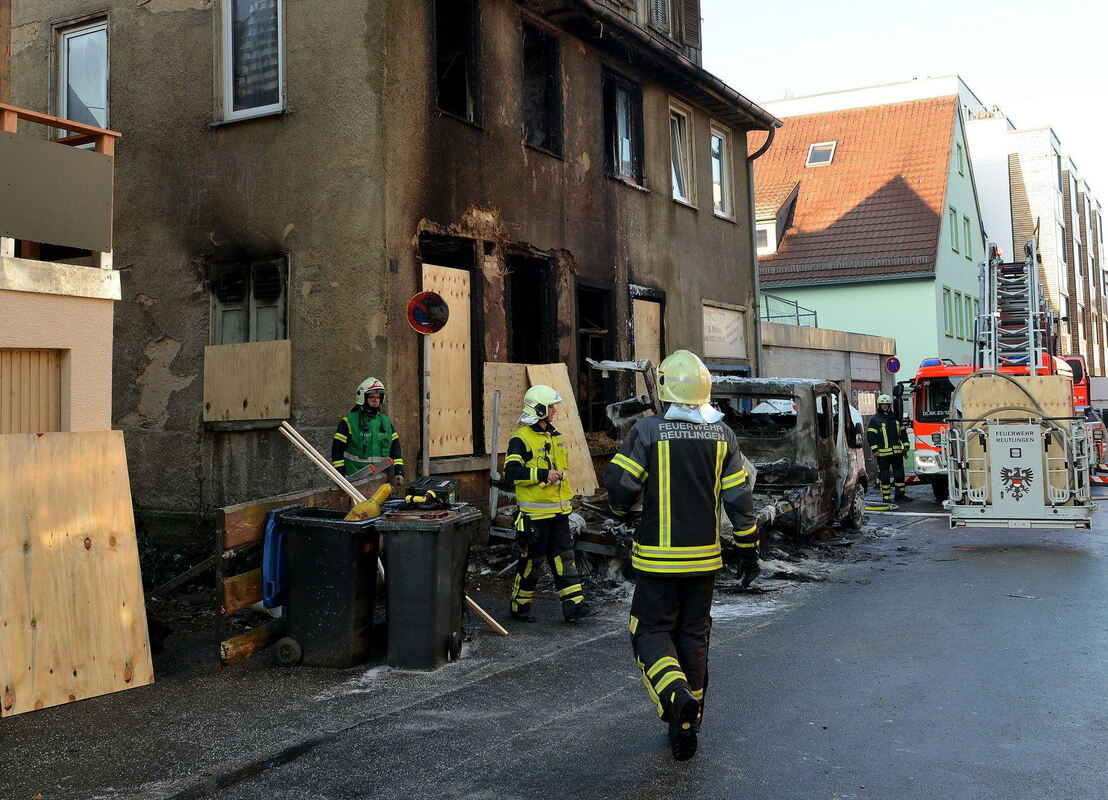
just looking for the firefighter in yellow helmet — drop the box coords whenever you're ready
[605,349,757,761]
[504,385,594,623]
[866,394,911,503]
[331,377,405,487]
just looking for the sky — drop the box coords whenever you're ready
[701,0,1108,199]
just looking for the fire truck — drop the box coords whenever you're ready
[908,356,1074,500]
[909,239,1095,528]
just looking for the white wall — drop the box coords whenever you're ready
[964,115,1016,257]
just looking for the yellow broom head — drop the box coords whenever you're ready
[344,483,394,521]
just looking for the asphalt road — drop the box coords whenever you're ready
[209,495,1108,800]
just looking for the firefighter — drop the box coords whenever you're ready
[505,385,594,624]
[605,350,757,761]
[867,394,911,503]
[331,377,405,487]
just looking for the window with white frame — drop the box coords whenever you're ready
[58,19,108,128]
[710,124,732,217]
[669,104,693,204]
[805,141,835,166]
[221,0,284,122]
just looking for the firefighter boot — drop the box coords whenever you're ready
[510,609,536,623]
[563,599,596,622]
[668,687,701,761]
[895,489,914,503]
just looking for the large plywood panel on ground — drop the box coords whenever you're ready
[423,264,473,457]
[526,363,599,496]
[203,340,292,422]
[0,431,153,717]
[483,362,530,454]
[0,348,61,434]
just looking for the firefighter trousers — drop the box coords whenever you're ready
[629,572,715,725]
[877,454,906,500]
[510,514,585,616]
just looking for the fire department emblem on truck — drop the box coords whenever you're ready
[1000,467,1034,500]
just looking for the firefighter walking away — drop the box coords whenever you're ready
[867,394,912,503]
[605,350,758,761]
[505,385,595,623]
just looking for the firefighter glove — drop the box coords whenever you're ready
[737,550,761,588]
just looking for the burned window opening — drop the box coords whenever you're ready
[507,252,558,365]
[435,0,478,122]
[418,232,477,270]
[210,255,288,345]
[718,394,798,439]
[603,71,643,184]
[521,23,563,156]
[576,283,615,433]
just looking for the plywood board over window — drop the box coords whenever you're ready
[203,339,291,422]
[423,264,473,457]
[526,363,600,496]
[703,304,747,359]
[632,299,662,396]
[0,348,62,434]
[0,431,153,717]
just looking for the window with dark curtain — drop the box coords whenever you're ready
[522,24,562,155]
[603,72,643,183]
[435,0,478,121]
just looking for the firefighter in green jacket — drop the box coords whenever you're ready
[505,385,593,624]
[331,377,405,487]
[605,349,757,761]
[867,394,911,503]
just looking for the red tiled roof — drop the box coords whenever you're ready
[756,181,799,219]
[751,97,957,285]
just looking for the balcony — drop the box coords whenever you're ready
[760,292,818,328]
[0,102,119,269]
[0,103,122,434]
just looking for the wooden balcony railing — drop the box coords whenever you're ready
[0,103,121,269]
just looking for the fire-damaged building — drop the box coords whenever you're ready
[7,0,779,535]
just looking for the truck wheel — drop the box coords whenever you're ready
[843,485,866,529]
[932,479,949,502]
[275,637,302,667]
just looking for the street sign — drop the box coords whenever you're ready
[885,357,901,374]
[406,291,449,335]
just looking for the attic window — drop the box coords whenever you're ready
[806,141,836,166]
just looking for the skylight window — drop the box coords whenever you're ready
[806,141,836,166]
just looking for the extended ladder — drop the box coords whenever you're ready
[976,240,1051,374]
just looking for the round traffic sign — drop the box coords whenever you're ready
[885,357,901,374]
[406,291,450,335]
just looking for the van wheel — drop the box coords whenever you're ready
[843,485,866,529]
[932,479,949,502]
[275,637,302,667]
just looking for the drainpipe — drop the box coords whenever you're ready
[747,125,779,377]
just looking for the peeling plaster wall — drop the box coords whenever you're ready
[12,0,388,519]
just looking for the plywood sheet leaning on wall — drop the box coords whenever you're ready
[423,264,474,457]
[483,362,530,454]
[203,339,292,422]
[0,431,153,717]
[526,363,600,496]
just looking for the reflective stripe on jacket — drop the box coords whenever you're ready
[605,414,756,576]
[504,423,574,519]
[866,410,908,457]
[332,409,403,476]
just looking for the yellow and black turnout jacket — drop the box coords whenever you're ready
[866,409,909,457]
[605,414,757,575]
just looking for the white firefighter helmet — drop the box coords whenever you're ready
[877,394,893,406]
[356,377,386,405]
[519,385,562,424]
